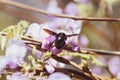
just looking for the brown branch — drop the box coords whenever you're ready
[0,3,43,24]
[80,48,120,56]
[55,68,96,80]
[20,36,120,56]
[51,54,82,70]
[51,54,98,80]
[0,0,120,22]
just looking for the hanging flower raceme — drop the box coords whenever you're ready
[5,38,27,69]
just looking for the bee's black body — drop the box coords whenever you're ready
[55,33,67,49]
[43,29,78,49]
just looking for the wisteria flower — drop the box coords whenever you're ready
[0,56,7,71]
[78,35,89,47]
[26,23,52,41]
[65,19,82,34]
[48,58,65,68]
[5,38,27,68]
[36,77,47,80]
[26,23,41,40]
[64,2,79,16]
[50,47,62,54]
[72,44,80,51]
[41,36,55,50]
[48,72,71,80]
[74,0,89,3]
[108,56,120,76]
[6,72,29,80]
[45,64,55,73]
[46,0,62,14]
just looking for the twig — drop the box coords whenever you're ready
[0,0,120,22]
[20,36,120,56]
[104,66,114,78]
[80,48,120,56]
[51,54,82,70]
[55,68,95,80]
[52,54,109,80]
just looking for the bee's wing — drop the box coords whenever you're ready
[67,34,79,38]
[43,29,57,35]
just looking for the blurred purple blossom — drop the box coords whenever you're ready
[72,44,80,51]
[0,56,7,71]
[74,0,89,3]
[65,19,82,34]
[79,35,89,47]
[45,18,66,30]
[26,23,54,41]
[91,66,102,75]
[6,72,29,80]
[5,38,27,68]
[64,2,79,16]
[46,0,62,14]
[48,72,71,80]
[108,56,120,76]
[26,23,41,40]
[46,0,62,20]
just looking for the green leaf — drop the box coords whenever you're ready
[68,52,105,67]
[91,56,105,67]
[31,45,37,58]
[43,51,51,60]
[17,20,29,29]
[1,36,7,50]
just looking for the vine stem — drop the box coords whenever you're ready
[20,36,120,56]
[0,0,120,22]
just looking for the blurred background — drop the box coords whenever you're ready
[0,0,120,78]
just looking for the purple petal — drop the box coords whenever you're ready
[79,35,89,47]
[6,58,18,69]
[36,77,47,80]
[6,72,29,80]
[27,23,52,41]
[65,19,82,34]
[50,47,62,54]
[0,56,7,71]
[36,50,43,58]
[72,44,80,51]
[48,72,71,80]
[5,38,27,68]
[6,38,27,58]
[108,56,120,75]
[26,23,41,40]
[47,0,62,14]
[91,66,102,75]
[41,36,55,50]
[48,58,65,68]
[74,0,89,3]
[45,64,55,73]
[64,2,79,16]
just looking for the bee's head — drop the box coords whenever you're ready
[56,33,67,40]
